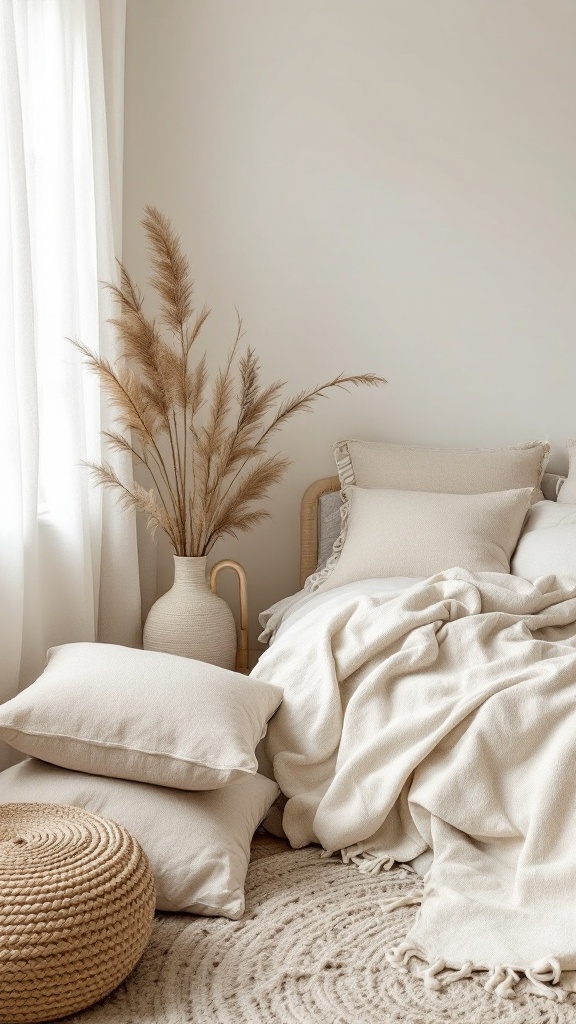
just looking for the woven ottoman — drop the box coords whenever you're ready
[0,802,155,1023]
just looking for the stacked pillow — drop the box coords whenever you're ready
[333,438,549,501]
[512,443,576,582]
[557,439,576,504]
[0,643,282,919]
[317,486,533,590]
[307,439,549,591]
[511,500,576,583]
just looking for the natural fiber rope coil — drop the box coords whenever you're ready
[0,802,155,1024]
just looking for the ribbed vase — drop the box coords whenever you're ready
[143,556,237,670]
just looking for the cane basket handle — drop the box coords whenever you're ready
[209,560,249,673]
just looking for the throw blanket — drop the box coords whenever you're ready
[252,569,576,1001]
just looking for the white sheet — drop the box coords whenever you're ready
[258,577,423,644]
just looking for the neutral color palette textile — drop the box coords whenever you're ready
[314,486,531,591]
[57,847,576,1022]
[253,570,576,998]
[512,500,576,582]
[0,759,279,918]
[0,643,282,789]
[0,0,139,769]
[334,438,549,499]
[558,440,576,504]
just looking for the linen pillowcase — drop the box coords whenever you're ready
[334,439,549,502]
[0,643,282,790]
[306,439,548,591]
[314,473,564,575]
[0,758,279,919]
[557,440,576,504]
[314,486,532,591]
[511,500,576,582]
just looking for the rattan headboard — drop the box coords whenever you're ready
[300,476,339,587]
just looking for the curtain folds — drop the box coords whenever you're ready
[0,0,140,770]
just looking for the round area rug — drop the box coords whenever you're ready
[68,848,575,1024]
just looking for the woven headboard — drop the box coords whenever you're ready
[299,471,566,589]
[300,477,339,587]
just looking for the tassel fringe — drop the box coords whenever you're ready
[380,888,424,913]
[484,966,520,999]
[338,842,395,874]
[385,944,566,1002]
[385,941,424,973]
[331,844,567,1002]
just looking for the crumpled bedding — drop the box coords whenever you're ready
[252,568,576,1001]
[258,576,423,643]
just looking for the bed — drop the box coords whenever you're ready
[251,445,576,1008]
[3,440,576,1022]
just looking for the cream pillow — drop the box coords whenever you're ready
[314,472,564,575]
[512,500,576,582]
[0,643,282,789]
[315,486,532,591]
[305,439,548,590]
[334,438,549,501]
[557,440,576,504]
[0,759,279,918]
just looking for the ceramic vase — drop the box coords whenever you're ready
[143,555,238,670]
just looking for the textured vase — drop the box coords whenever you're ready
[143,556,237,670]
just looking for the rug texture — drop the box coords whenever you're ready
[67,847,576,1024]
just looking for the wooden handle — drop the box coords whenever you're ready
[210,560,249,673]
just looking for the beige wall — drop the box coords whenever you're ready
[123,0,576,658]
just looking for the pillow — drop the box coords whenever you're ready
[334,438,548,503]
[542,472,566,501]
[557,440,576,504]
[0,643,282,790]
[316,473,564,575]
[511,500,576,582]
[304,439,548,590]
[0,759,279,918]
[314,486,532,591]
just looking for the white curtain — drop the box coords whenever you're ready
[0,0,141,770]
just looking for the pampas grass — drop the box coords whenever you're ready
[72,207,386,556]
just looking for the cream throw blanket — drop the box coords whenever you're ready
[252,570,576,1001]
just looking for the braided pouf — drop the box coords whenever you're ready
[0,802,155,1024]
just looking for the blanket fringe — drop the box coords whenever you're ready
[386,943,475,990]
[420,958,474,989]
[525,959,566,1002]
[385,941,424,972]
[483,958,566,1002]
[332,847,567,1003]
[386,944,566,1002]
[484,966,520,999]
[338,842,395,875]
[381,888,424,913]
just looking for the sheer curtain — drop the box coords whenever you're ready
[0,0,141,770]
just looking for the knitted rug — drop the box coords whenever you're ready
[68,847,576,1024]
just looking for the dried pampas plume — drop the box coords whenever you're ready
[71,207,386,556]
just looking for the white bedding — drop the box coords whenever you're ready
[258,577,423,643]
[253,569,576,1001]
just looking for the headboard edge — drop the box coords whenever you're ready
[300,476,340,588]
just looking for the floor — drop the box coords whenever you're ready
[250,827,294,861]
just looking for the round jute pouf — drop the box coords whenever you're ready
[0,802,156,1024]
